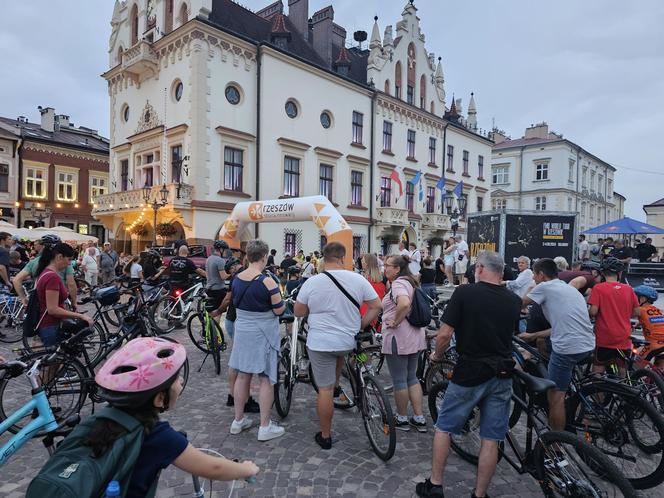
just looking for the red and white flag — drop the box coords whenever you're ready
[391,165,405,202]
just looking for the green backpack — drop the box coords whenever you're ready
[26,407,157,498]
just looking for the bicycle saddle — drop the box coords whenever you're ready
[355,331,373,342]
[631,336,649,347]
[279,315,295,324]
[513,369,555,394]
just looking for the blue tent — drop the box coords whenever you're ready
[582,216,664,235]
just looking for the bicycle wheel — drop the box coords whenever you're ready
[0,319,23,344]
[274,338,294,418]
[101,302,130,328]
[309,360,355,409]
[361,375,396,461]
[361,344,385,377]
[424,359,456,394]
[210,318,222,375]
[632,368,664,413]
[534,430,637,497]
[152,295,181,334]
[0,354,87,434]
[566,381,664,490]
[187,313,210,353]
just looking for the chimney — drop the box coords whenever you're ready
[57,115,70,128]
[524,122,549,139]
[38,106,55,133]
[311,6,334,66]
[288,0,309,39]
[256,0,283,20]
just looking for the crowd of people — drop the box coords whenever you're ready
[578,233,660,263]
[3,228,664,497]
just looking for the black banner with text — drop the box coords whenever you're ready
[504,214,575,265]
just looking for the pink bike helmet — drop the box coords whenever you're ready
[95,337,186,407]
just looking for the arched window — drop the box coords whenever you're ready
[430,100,435,115]
[394,61,402,99]
[406,43,416,105]
[130,4,139,45]
[179,2,188,26]
[164,0,174,33]
[384,79,390,94]
[117,46,124,64]
[420,74,427,109]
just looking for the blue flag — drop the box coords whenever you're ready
[436,175,445,191]
[418,180,425,202]
[410,171,422,187]
[453,181,464,198]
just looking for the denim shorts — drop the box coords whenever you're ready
[38,325,62,349]
[225,319,235,340]
[548,350,592,391]
[435,377,512,442]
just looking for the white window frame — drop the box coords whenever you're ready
[492,198,507,210]
[135,149,161,187]
[535,162,549,181]
[568,159,575,183]
[535,196,547,211]
[55,167,79,202]
[90,174,108,202]
[491,165,509,185]
[24,164,48,199]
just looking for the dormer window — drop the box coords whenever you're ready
[334,47,351,77]
[270,14,291,51]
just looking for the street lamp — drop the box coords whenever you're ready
[142,183,170,247]
[458,195,467,216]
[30,203,53,227]
[444,194,453,215]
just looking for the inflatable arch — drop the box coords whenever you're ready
[218,195,354,269]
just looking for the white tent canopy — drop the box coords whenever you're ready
[22,226,99,244]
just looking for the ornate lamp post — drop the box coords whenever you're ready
[30,203,53,227]
[142,183,169,247]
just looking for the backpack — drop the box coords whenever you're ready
[391,279,432,328]
[23,272,50,338]
[26,407,154,498]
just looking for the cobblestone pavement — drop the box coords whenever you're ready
[0,315,647,498]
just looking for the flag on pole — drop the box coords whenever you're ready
[453,180,464,198]
[436,175,445,191]
[391,165,405,202]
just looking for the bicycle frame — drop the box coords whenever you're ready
[0,361,57,467]
[167,282,204,318]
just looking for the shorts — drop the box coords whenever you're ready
[38,325,63,349]
[307,348,351,389]
[548,350,592,391]
[205,288,227,311]
[435,377,512,442]
[593,347,631,367]
[455,258,468,274]
[225,319,235,339]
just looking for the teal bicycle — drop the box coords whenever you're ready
[0,355,77,466]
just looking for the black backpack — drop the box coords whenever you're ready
[23,272,49,338]
[405,286,432,328]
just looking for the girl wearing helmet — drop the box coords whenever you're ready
[633,285,664,368]
[93,337,259,496]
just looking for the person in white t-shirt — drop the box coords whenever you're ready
[577,234,590,261]
[398,241,410,257]
[301,255,316,281]
[295,242,382,450]
[408,242,422,274]
[80,246,99,287]
[123,254,144,283]
[454,234,469,282]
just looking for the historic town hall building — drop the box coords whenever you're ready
[95,0,492,257]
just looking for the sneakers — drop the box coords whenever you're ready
[333,386,352,407]
[226,395,261,413]
[415,478,444,497]
[257,421,285,441]
[471,492,490,498]
[314,431,332,450]
[395,418,411,431]
[230,417,254,435]
[409,417,428,433]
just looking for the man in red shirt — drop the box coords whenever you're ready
[588,257,640,375]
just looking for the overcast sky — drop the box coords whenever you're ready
[2,0,662,220]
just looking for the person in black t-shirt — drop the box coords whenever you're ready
[635,238,658,262]
[279,253,297,272]
[609,239,632,263]
[434,255,445,285]
[167,245,206,292]
[416,251,521,498]
[419,257,437,299]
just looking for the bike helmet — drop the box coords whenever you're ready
[580,260,601,272]
[224,256,242,273]
[95,337,186,408]
[600,256,624,273]
[40,234,61,246]
[633,285,659,302]
[213,239,229,251]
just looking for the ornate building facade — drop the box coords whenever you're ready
[95,0,492,256]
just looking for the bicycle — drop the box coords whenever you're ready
[428,369,637,497]
[0,347,85,465]
[513,336,664,490]
[187,295,227,375]
[0,292,25,344]
[152,278,206,333]
[0,291,190,434]
[333,330,396,461]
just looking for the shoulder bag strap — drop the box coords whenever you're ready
[323,271,360,310]
[34,270,53,329]
[234,274,261,308]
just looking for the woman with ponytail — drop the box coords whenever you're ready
[35,242,92,348]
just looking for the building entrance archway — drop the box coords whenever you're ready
[218,196,354,269]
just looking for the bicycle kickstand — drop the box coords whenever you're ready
[197,353,210,373]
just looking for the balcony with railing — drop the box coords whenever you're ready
[375,207,408,226]
[121,41,158,79]
[421,213,449,230]
[92,183,193,216]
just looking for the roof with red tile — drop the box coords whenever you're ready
[335,46,351,66]
[270,13,290,35]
